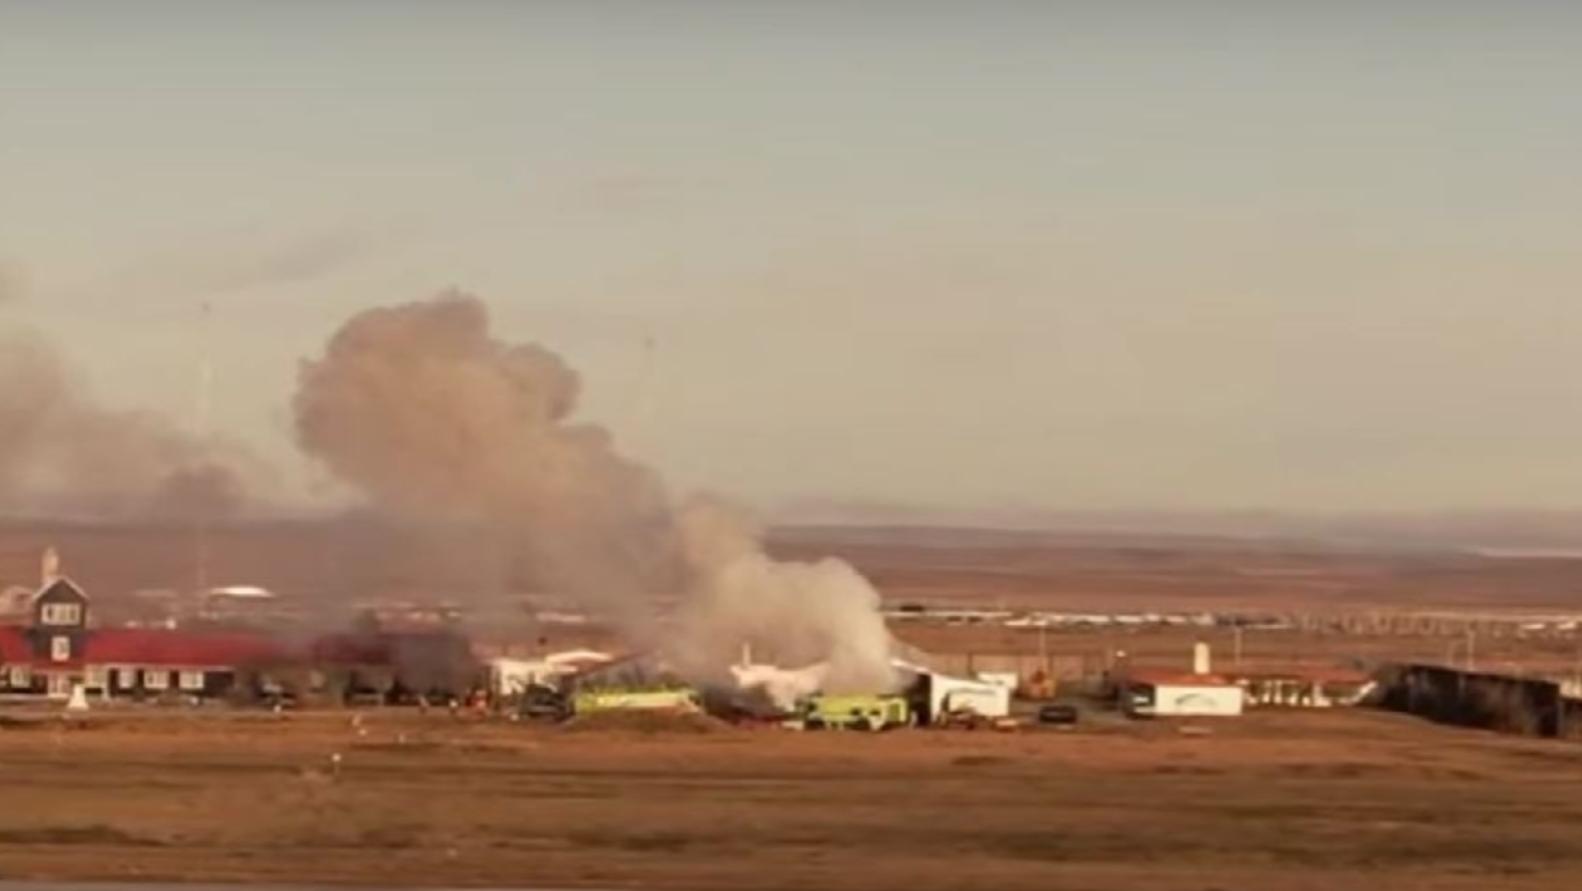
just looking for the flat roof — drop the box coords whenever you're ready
[1123,670,1238,688]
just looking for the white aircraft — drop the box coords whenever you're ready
[728,645,828,710]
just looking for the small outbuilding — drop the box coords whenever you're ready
[1121,670,1245,717]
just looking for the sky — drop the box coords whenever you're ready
[2,1,1581,516]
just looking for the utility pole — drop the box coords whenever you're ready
[192,301,214,600]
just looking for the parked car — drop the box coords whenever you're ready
[517,685,570,721]
[1037,704,1079,725]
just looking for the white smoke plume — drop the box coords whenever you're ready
[670,496,894,691]
[294,292,895,692]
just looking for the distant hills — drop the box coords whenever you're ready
[770,501,1582,555]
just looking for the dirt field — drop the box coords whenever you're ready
[9,519,1582,617]
[0,708,1579,890]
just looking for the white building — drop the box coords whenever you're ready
[1120,644,1244,717]
[977,671,1020,691]
[931,674,1011,719]
[1122,671,1245,717]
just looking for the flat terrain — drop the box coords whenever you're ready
[11,520,1582,617]
[4,520,1582,889]
[776,528,1582,613]
[1,708,1580,890]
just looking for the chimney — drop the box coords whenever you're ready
[41,546,61,587]
[1193,640,1211,675]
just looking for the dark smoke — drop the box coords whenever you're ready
[0,327,265,521]
[294,294,680,619]
[295,292,895,690]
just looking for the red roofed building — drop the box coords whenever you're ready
[0,626,29,666]
[1117,642,1245,717]
[0,549,487,705]
[1119,669,1245,717]
[0,557,285,701]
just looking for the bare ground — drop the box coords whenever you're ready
[0,708,1579,890]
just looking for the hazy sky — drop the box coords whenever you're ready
[2,2,1580,515]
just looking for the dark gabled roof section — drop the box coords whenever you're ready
[32,576,89,605]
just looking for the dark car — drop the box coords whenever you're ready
[517,684,570,721]
[1037,704,1079,725]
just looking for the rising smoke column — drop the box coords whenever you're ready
[294,292,895,691]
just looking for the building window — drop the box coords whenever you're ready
[7,665,29,688]
[179,670,205,691]
[40,603,82,626]
[115,667,136,690]
[143,669,170,690]
[85,665,108,689]
[50,636,70,662]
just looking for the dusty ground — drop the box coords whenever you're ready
[0,708,1580,890]
[11,519,1582,616]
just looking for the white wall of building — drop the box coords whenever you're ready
[1145,683,1244,717]
[977,671,1020,691]
[930,674,1012,719]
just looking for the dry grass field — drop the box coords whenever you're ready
[0,708,1580,891]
